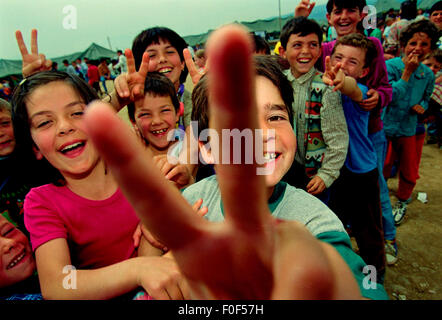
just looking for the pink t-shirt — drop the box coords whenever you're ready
[24,184,139,269]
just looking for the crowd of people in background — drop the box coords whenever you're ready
[1,0,441,301]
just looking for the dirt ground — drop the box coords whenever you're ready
[382,142,441,300]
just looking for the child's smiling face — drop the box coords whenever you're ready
[145,39,184,91]
[134,93,179,153]
[326,5,365,38]
[26,81,101,179]
[255,76,296,188]
[331,44,369,79]
[281,33,322,78]
[403,32,433,63]
[0,109,16,157]
[0,215,35,288]
[423,56,442,75]
[430,10,442,30]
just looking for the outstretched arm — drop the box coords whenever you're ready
[84,25,362,300]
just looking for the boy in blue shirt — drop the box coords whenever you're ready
[323,33,386,282]
[383,20,439,225]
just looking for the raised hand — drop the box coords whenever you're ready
[295,0,316,17]
[323,56,345,92]
[84,25,361,299]
[113,48,149,105]
[15,29,52,77]
[183,48,204,85]
[402,53,420,82]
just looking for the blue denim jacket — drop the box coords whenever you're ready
[383,57,435,137]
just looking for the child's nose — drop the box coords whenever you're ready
[341,9,350,19]
[57,119,75,135]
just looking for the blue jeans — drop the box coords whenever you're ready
[369,130,396,241]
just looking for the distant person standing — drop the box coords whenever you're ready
[87,60,102,95]
[76,58,88,80]
[98,58,111,94]
[63,59,76,75]
[194,49,207,72]
[114,50,127,73]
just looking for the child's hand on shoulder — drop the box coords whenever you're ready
[360,89,380,111]
[114,49,149,104]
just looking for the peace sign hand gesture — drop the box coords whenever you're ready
[323,56,345,92]
[113,48,149,106]
[84,25,361,300]
[15,29,52,77]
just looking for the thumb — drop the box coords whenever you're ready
[23,59,43,77]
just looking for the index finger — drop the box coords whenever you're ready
[205,25,269,229]
[15,30,29,57]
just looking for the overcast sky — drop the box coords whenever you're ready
[0,0,331,60]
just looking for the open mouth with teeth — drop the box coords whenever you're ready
[297,58,312,64]
[158,67,173,75]
[7,249,27,270]
[151,128,169,136]
[59,141,86,157]
[263,152,281,163]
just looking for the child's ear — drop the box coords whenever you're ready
[279,46,287,59]
[361,66,370,79]
[326,13,332,25]
[198,140,214,164]
[32,145,43,160]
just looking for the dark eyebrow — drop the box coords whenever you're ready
[265,104,287,112]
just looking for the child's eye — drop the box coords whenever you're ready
[72,111,84,117]
[310,43,318,48]
[36,120,51,128]
[0,120,11,127]
[138,113,151,118]
[1,225,15,237]
[268,115,287,122]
